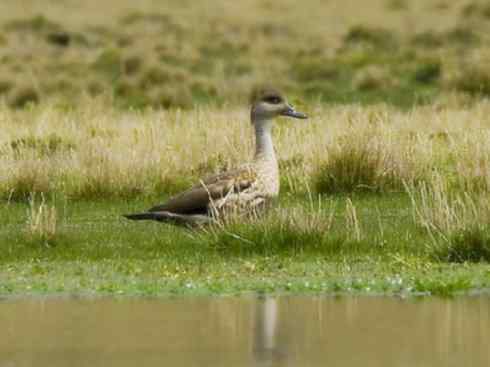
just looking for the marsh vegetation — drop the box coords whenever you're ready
[1,102,490,296]
[0,0,490,296]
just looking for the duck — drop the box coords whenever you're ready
[123,88,307,226]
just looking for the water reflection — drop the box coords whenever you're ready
[253,297,285,366]
[1,295,489,367]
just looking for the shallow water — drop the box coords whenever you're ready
[1,295,489,367]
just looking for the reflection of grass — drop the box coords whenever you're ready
[0,1,490,108]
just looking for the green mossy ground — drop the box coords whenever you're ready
[1,194,489,297]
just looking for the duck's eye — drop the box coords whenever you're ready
[265,96,282,104]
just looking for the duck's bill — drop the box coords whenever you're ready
[281,105,308,119]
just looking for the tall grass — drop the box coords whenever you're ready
[2,101,490,200]
[406,175,490,262]
[312,121,422,193]
[195,197,379,257]
[25,193,58,244]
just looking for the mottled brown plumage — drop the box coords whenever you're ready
[147,166,257,215]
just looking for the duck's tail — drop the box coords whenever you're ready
[123,211,213,226]
[123,212,159,221]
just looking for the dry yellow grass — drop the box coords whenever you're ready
[2,99,490,200]
[25,193,57,243]
[1,0,490,107]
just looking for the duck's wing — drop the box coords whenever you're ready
[148,166,257,215]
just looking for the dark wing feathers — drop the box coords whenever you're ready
[148,167,256,214]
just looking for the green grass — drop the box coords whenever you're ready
[435,228,490,263]
[1,193,489,297]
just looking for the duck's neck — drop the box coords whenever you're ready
[252,116,280,196]
[253,118,276,163]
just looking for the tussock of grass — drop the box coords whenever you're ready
[4,161,54,201]
[441,228,490,263]
[314,136,387,193]
[9,86,39,108]
[407,175,490,262]
[447,55,490,96]
[123,55,143,75]
[408,176,488,233]
[313,121,421,194]
[0,80,13,94]
[46,32,71,47]
[343,25,396,50]
[413,60,441,84]
[461,2,490,19]
[25,193,58,245]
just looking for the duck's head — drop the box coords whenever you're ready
[250,87,308,122]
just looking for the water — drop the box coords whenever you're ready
[1,295,489,367]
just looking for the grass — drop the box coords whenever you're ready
[1,0,490,297]
[25,193,58,245]
[0,0,490,108]
[0,190,489,297]
[0,101,489,297]
[407,177,490,263]
[3,101,490,201]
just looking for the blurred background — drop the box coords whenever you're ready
[0,0,489,109]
